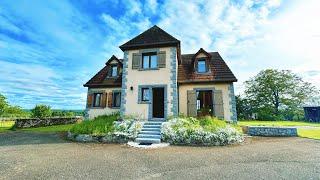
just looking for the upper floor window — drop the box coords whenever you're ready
[197,59,207,73]
[111,66,118,77]
[142,52,157,69]
[93,93,102,107]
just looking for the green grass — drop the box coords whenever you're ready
[70,114,119,136]
[21,124,74,133]
[298,129,320,140]
[238,120,320,127]
[0,121,15,133]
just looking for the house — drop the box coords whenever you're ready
[84,25,237,123]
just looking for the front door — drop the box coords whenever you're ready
[152,87,164,118]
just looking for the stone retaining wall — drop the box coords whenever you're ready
[247,126,297,137]
[15,117,83,128]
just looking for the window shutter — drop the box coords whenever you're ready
[101,93,107,108]
[107,92,113,108]
[86,94,93,108]
[132,53,141,69]
[187,90,197,117]
[195,60,198,72]
[158,51,166,68]
[213,90,224,119]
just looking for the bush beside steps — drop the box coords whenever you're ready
[67,114,144,143]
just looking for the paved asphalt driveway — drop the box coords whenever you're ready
[0,131,319,180]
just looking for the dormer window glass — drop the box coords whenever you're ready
[197,59,207,73]
[142,52,157,69]
[111,66,117,77]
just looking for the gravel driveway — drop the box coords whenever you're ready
[0,131,319,180]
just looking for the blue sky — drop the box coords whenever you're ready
[0,0,319,109]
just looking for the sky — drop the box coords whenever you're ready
[0,0,319,109]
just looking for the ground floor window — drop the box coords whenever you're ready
[113,91,121,108]
[196,90,213,116]
[93,93,102,107]
[142,88,150,101]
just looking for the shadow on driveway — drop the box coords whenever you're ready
[0,131,69,146]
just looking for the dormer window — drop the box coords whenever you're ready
[142,52,157,69]
[197,59,207,73]
[111,66,118,77]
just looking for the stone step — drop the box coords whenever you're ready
[139,130,161,135]
[137,134,161,139]
[143,124,161,128]
[136,138,161,144]
[141,127,161,132]
[144,122,163,125]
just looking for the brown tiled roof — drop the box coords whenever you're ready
[178,52,237,84]
[83,56,122,88]
[120,25,180,51]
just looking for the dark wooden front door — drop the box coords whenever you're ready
[152,88,164,118]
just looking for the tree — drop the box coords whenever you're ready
[244,69,316,120]
[236,95,254,120]
[31,104,52,118]
[0,94,9,116]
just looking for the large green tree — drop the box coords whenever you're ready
[244,69,316,120]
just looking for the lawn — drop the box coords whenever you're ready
[0,121,15,133]
[238,120,320,140]
[0,120,74,133]
[21,124,74,133]
[238,120,320,127]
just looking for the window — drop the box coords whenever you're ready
[93,93,102,107]
[141,88,150,101]
[197,59,207,73]
[142,53,157,69]
[111,66,118,77]
[112,92,121,108]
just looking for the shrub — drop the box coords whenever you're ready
[70,113,119,136]
[31,104,52,118]
[161,116,243,146]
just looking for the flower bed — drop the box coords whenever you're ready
[161,116,243,146]
[68,114,144,143]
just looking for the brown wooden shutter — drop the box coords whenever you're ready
[194,60,198,72]
[86,94,93,108]
[107,92,113,108]
[158,51,166,68]
[101,93,107,108]
[213,90,224,119]
[132,53,141,69]
[187,90,197,117]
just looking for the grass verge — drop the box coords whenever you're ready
[21,124,74,133]
[297,128,320,140]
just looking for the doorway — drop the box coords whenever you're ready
[152,87,164,118]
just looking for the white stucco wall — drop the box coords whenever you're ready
[178,83,234,121]
[122,47,177,119]
[86,87,121,119]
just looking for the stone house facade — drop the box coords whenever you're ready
[84,25,237,122]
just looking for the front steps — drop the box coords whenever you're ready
[135,121,164,144]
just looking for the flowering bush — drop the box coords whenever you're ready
[113,118,144,140]
[161,116,243,146]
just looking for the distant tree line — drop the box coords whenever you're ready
[237,69,319,121]
[0,94,84,119]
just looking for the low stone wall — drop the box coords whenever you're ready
[247,126,297,137]
[15,117,83,128]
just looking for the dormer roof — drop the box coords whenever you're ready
[119,25,180,51]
